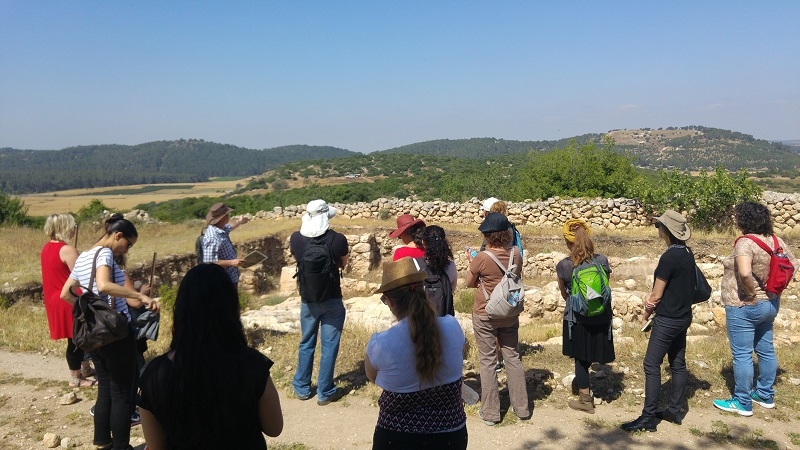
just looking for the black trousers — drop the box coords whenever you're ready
[642,314,691,417]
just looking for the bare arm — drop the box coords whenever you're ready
[339,254,349,270]
[59,245,78,271]
[557,277,568,301]
[95,265,159,311]
[642,277,667,323]
[140,408,169,450]
[364,352,377,383]
[735,254,759,301]
[60,277,80,305]
[228,215,249,231]
[258,376,283,437]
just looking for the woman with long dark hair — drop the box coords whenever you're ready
[621,210,695,432]
[422,225,457,316]
[60,214,159,450]
[366,257,466,449]
[713,202,798,416]
[557,219,614,414]
[41,213,96,387]
[138,263,283,449]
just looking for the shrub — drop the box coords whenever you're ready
[0,191,29,226]
[75,199,110,222]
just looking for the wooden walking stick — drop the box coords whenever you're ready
[73,223,79,250]
[149,252,157,291]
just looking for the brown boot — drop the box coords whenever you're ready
[568,391,595,414]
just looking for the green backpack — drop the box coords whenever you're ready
[569,258,611,317]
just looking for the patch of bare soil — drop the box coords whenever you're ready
[1,350,798,450]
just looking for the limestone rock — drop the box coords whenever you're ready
[43,433,60,448]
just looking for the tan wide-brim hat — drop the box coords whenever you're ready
[654,209,691,241]
[375,257,427,293]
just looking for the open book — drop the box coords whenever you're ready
[241,250,267,269]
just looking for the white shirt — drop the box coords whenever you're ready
[70,246,130,321]
[367,315,464,393]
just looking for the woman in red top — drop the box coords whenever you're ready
[40,213,94,387]
[389,214,426,261]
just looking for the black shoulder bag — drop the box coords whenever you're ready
[72,248,130,352]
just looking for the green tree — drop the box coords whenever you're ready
[633,168,762,230]
[516,139,640,200]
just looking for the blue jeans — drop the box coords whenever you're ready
[292,298,346,402]
[725,299,779,409]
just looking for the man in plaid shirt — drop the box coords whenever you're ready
[202,202,249,285]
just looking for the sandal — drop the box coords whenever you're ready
[69,375,96,388]
[81,365,96,378]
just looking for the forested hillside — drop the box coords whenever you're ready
[377,135,603,157]
[2,126,797,195]
[609,126,799,171]
[0,140,356,194]
[377,127,800,172]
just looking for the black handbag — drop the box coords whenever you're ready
[72,248,130,352]
[693,264,712,304]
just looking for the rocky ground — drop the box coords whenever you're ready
[3,229,800,449]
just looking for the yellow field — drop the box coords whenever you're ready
[20,177,253,216]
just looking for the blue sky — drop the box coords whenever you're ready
[1,1,798,153]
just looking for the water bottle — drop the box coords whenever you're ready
[508,291,519,307]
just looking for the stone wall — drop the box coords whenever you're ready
[258,191,800,233]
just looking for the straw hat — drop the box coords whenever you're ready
[654,210,691,241]
[375,257,427,293]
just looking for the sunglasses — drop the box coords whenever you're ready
[380,294,389,305]
[653,223,661,229]
[123,236,134,250]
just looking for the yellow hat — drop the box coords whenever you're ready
[563,219,590,243]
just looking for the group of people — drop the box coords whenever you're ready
[38,198,797,448]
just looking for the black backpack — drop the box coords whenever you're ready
[295,233,339,302]
[195,227,206,264]
[415,258,454,317]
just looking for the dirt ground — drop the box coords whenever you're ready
[0,350,798,450]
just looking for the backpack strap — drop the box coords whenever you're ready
[736,234,776,255]
[479,247,518,301]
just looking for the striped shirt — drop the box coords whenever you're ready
[202,224,239,284]
[70,246,130,321]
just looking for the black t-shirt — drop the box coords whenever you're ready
[138,347,273,449]
[653,245,695,319]
[556,255,612,325]
[289,229,349,301]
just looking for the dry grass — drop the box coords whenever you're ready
[19,178,252,216]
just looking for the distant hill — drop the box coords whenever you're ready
[0,140,356,194]
[3,126,797,195]
[377,134,603,158]
[608,126,799,170]
[374,127,799,172]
